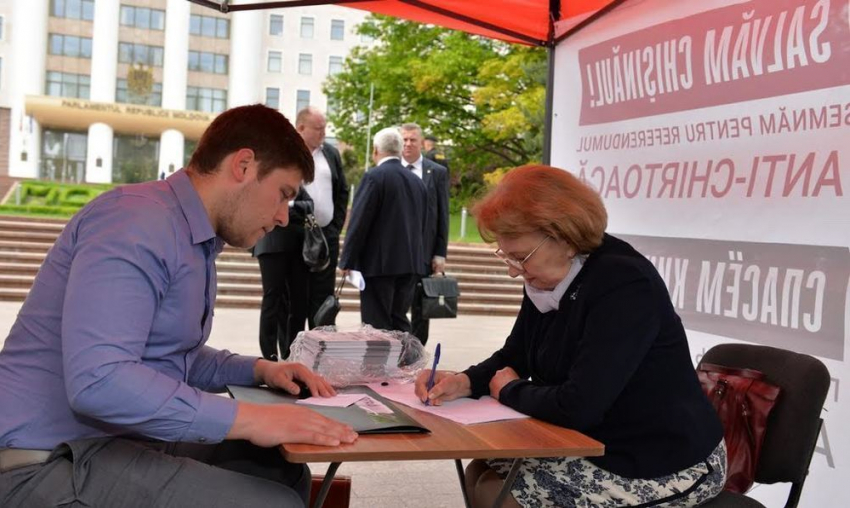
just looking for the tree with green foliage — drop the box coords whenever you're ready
[325,15,546,207]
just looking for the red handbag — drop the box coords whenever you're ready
[697,363,781,493]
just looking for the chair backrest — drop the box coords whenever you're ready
[700,344,829,487]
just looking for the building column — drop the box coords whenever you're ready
[85,0,120,183]
[228,11,262,107]
[159,129,184,177]
[8,0,47,178]
[85,123,113,183]
[162,0,189,110]
[160,0,190,173]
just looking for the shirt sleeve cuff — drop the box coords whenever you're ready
[183,392,238,444]
[223,355,260,386]
[461,367,489,398]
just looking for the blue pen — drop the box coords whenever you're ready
[424,343,441,406]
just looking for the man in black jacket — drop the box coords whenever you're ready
[296,107,349,328]
[340,127,426,332]
[401,123,449,345]
[252,188,313,361]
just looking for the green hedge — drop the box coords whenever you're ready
[0,204,83,217]
[3,181,113,218]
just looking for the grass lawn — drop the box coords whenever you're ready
[449,212,484,244]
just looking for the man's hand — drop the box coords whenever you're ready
[431,256,446,274]
[341,269,351,278]
[228,402,358,448]
[254,360,336,398]
[489,367,519,401]
[414,370,471,406]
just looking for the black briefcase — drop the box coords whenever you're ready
[419,275,459,319]
[313,278,344,327]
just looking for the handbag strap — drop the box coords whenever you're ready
[304,213,319,229]
[699,362,766,380]
[335,276,345,296]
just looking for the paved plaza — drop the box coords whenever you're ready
[0,302,516,508]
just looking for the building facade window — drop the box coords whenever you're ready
[267,51,282,73]
[298,53,312,75]
[189,14,228,38]
[296,90,310,114]
[113,134,160,184]
[360,32,374,43]
[41,129,88,183]
[49,34,93,59]
[119,5,165,30]
[118,42,164,66]
[50,0,94,21]
[187,86,227,113]
[45,71,90,99]
[300,17,314,38]
[115,79,162,106]
[188,51,228,74]
[328,56,343,76]
[265,87,280,109]
[269,14,283,36]
[330,19,345,40]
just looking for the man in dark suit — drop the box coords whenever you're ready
[252,189,313,361]
[296,107,349,327]
[340,127,427,332]
[401,123,450,345]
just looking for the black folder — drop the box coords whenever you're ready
[226,384,429,435]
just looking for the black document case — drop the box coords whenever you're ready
[226,384,429,435]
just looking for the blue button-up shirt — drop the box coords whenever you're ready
[0,170,257,450]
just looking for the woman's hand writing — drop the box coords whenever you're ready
[414,370,472,406]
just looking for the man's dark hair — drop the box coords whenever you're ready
[424,134,437,142]
[189,104,314,182]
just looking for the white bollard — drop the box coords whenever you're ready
[15,185,21,205]
[460,206,468,239]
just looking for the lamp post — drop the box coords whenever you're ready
[363,83,375,171]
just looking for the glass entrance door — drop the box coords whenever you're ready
[113,134,160,183]
[40,129,88,183]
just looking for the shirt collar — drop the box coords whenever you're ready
[167,169,218,247]
[403,155,423,169]
[377,156,400,166]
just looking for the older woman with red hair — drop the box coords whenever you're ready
[415,165,726,507]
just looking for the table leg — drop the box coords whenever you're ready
[312,462,342,508]
[492,458,523,508]
[454,459,472,508]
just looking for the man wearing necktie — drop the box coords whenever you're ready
[400,123,450,346]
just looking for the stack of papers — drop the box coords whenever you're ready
[294,329,403,379]
[368,382,529,425]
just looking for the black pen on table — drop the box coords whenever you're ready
[424,343,441,406]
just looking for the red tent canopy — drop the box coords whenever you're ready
[191,0,624,46]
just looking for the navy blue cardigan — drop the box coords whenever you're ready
[464,234,723,479]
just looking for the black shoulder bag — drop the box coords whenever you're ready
[302,213,330,272]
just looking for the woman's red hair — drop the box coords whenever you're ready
[472,165,607,254]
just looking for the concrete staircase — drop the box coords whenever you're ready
[0,216,523,316]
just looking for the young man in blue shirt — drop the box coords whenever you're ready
[0,104,357,507]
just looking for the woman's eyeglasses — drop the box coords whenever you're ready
[494,236,550,273]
